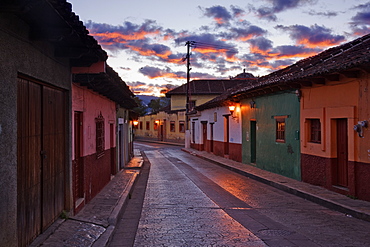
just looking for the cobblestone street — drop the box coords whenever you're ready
[110,142,370,247]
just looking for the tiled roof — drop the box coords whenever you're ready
[230,33,370,99]
[0,0,107,67]
[166,79,256,96]
[73,65,137,109]
[196,33,370,111]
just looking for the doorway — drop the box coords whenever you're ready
[250,120,257,164]
[335,118,348,187]
[17,77,66,246]
[201,121,207,151]
[210,123,214,153]
[74,112,84,204]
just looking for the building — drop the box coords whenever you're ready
[0,1,136,246]
[191,33,370,199]
[72,65,137,213]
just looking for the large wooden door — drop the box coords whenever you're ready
[17,78,42,246]
[336,118,348,187]
[17,77,66,246]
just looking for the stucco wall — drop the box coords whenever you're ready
[72,83,116,158]
[301,79,359,161]
[170,94,218,111]
[135,111,186,141]
[191,106,242,144]
[241,92,301,180]
[0,13,72,246]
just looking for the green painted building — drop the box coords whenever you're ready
[241,91,301,180]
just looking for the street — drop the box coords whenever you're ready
[110,141,370,247]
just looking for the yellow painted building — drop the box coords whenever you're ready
[135,78,256,143]
[135,110,186,142]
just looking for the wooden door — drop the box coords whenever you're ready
[17,78,42,246]
[160,125,164,141]
[210,123,214,152]
[224,116,230,155]
[118,124,123,169]
[336,118,348,187]
[110,123,116,175]
[42,86,66,230]
[202,122,207,151]
[250,121,257,163]
[74,112,84,200]
[17,77,66,245]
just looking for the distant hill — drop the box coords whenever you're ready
[136,95,158,106]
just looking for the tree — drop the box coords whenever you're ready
[148,97,170,113]
[132,96,148,116]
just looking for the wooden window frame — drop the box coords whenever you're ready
[275,116,286,143]
[179,121,185,133]
[146,121,150,130]
[170,121,175,132]
[309,118,321,143]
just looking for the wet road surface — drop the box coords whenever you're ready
[110,142,370,246]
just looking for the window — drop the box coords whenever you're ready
[139,121,143,130]
[170,121,175,132]
[154,121,158,131]
[309,119,321,143]
[146,121,150,130]
[275,118,285,143]
[179,121,185,133]
[95,112,105,158]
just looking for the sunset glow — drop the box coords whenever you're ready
[68,0,370,96]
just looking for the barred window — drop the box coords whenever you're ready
[179,121,185,133]
[139,121,143,130]
[170,121,175,132]
[275,118,285,143]
[96,112,105,159]
[146,121,150,130]
[309,119,321,143]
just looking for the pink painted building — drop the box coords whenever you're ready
[72,65,136,213]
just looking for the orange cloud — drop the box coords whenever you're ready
[91,30,160,42]
[297,38,344,48]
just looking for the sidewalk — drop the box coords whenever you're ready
[31,142,370,246]
[134,136,185,147]
[182,147,370,222]
[30,150,143,247]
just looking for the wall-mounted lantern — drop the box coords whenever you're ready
[228,104,239,122]
[295,89,302,102]
[354,120,368,138]
[229,105,236,114]
[133,120,139,126]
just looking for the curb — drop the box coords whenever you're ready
[93,166,142,246]
[182,148,370,222]
[134,138,185,147]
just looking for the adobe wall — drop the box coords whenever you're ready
[0,13,72,246]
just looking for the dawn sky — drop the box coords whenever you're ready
[68,0,370,96]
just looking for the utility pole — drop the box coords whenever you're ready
[185,41,195,130]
